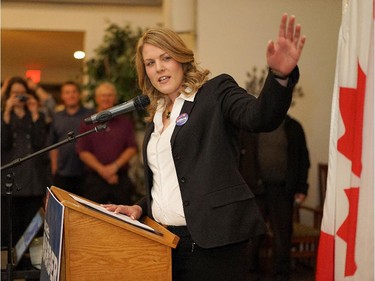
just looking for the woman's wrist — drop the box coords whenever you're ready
[269,68,289,80]
[2,111,11,124]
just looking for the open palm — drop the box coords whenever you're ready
[267,14,306,76]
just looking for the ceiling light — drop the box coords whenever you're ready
[74,51,85,59]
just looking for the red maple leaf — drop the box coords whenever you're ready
[335,62,366,277]
[336,187,360,276]
[337,63,366,177]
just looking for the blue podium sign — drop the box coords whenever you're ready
[40,188,64,281]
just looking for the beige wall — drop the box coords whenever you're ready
[2,0,343,213]
[197,0,342,210]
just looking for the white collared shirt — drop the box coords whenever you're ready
[147,92,195,226]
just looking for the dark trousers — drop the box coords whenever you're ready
[82,171,135,205]
[249,184,294,281]
[167,226,251,281]
[52,173,84,196]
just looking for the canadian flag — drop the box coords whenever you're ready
[315,0,374,280]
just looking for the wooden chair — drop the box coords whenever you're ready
[317,163,329,209]
[291,163,328,266]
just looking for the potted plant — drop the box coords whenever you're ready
[84,22,146,128]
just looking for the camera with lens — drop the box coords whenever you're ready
[16,95,29,102]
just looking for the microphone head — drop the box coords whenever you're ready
[134,95,150,110]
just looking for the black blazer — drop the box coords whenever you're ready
[138,68,299,248]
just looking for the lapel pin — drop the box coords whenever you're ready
[176,113,189,126]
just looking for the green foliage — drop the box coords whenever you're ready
[84,22,147,128]
[85,22,145,104]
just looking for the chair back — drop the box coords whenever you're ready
[318,163,328,207]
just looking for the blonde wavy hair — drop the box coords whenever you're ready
[135,27,211,121]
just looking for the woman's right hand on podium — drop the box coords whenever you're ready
[102,204,143,220]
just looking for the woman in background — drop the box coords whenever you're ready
[1,76,49,249]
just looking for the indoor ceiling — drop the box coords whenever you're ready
[1,29,86,87]
[2,29,85,80]
[1,0,162,85]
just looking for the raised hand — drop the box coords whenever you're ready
[266,13,306,76]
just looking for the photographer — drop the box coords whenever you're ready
[1,76,50,252]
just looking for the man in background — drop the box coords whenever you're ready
[76,82,137,205]
[239,114,310,281]
[48,81,94,195]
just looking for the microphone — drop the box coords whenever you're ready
[84,95,150,124]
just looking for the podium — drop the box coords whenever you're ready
[50,186,179,281]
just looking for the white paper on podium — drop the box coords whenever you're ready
[70,194,160,235]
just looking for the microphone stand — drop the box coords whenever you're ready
[1,123,107,281]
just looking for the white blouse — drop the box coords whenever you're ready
[147,92,195,226]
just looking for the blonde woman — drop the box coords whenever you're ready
[105,13,306,280]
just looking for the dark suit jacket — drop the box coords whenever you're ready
[239,115,310,196]
[138,68,299,248]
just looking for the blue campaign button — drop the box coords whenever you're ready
[176,113,189,126]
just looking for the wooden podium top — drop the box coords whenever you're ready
[50,186,179,249]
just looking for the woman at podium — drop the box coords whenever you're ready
[104,13,306,281]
